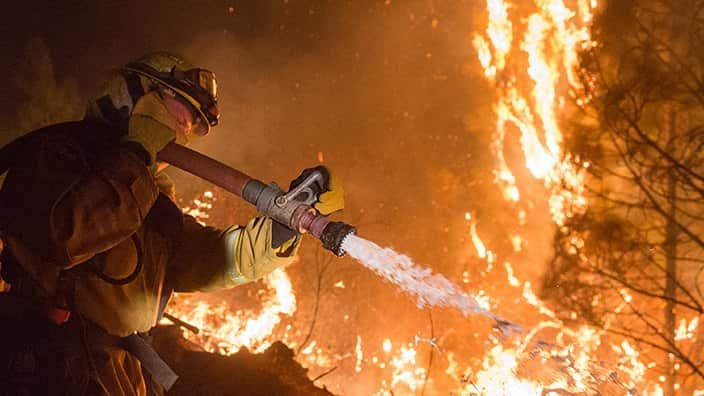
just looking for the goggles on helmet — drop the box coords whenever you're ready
[123,62,220,130]
[170,67,220,127]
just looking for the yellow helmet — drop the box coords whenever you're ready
[121,51,219,134]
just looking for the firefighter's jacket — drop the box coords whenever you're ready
[0,121,301,394]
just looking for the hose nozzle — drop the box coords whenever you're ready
[157,144,357,257]
[320,221,356,256]
[243,179,355,256]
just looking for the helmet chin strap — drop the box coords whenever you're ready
[131,91,190,147]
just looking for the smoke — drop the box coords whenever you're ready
[8,37,83,139]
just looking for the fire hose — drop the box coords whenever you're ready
[157,142,356,256]
[0,126,356,257]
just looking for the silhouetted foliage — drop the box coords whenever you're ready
[544,1,704,393]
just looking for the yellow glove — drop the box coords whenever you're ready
[271,166,344,248]
[315,169,344,215]
[288,166,344,215]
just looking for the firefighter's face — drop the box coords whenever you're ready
[154,92,208,173]
[160,93,208,140]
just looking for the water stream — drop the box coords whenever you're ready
[341,234,522,335]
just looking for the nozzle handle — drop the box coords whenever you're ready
[276,170,323,208]
[242,179,356,255]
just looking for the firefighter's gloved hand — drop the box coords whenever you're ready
[271,166,345,248]
[125,91,178,165]
[288,166,345,215]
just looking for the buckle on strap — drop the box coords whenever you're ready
[47,307,71,325]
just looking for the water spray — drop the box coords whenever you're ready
[158,142,520,332]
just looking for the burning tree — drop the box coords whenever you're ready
[545,0,704,394]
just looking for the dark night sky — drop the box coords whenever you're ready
[1,0,341,105]
[0,1,476,98]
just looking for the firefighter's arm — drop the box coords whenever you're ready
[167,215,301,292]
[0,133,158,267]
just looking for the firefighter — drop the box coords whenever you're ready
[0,51,343,395]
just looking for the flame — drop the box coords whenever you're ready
[504,261,521,287]
[182,190,215,225]
[165,268,296,354]
[334,280,346,288]
[465,0,665,393]
[509,234,523,252]
[382,339,392,353]
[466,212,487,259]
[675,317,699,341]
[389,344,425,392]
[484,0,513,78]
[355,335,364,373]
[474,0,590,226]
[474,345,544,395]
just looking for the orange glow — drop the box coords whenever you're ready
[355,335,364,373]
[389,344,425,392]
[466,0,665,393]
[382,339,392,353]
[164,268,296,354]
[484,0,513,74]
[164,1,670,394]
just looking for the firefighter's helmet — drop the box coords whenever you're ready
[122,52,219,134]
